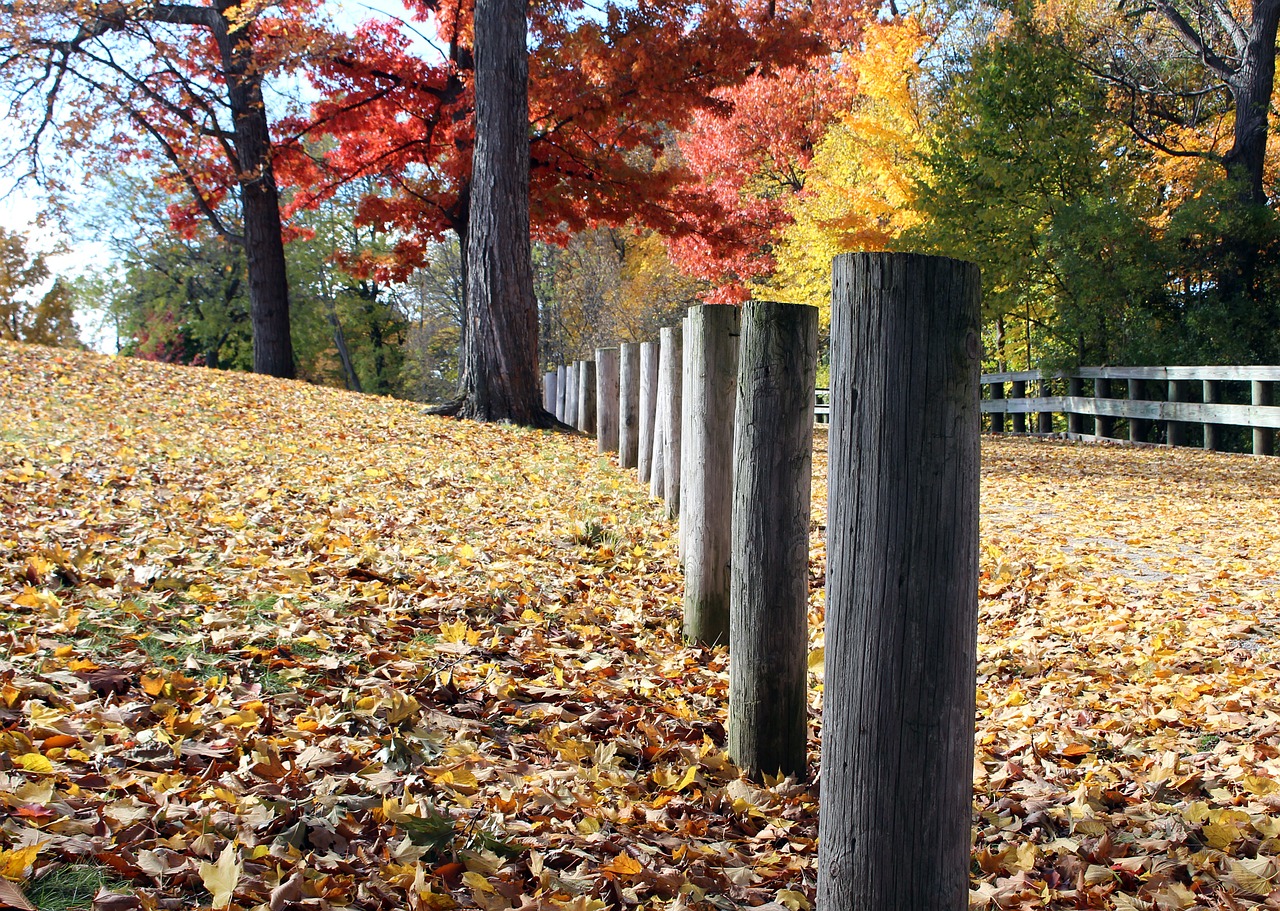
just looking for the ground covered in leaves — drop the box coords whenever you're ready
[1,341,1279,911]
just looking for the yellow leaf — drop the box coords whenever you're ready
[461,871,494,894]
[15,754,53,774]
[198,843,242,909]
[440,620,470,644]
[777,890,810,911]
[0,843,42,880]
[602,854,643,876]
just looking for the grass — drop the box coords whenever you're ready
[26,864,130,911]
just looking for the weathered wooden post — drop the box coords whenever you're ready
[596,348,620,453]
[1095,376,1114,439]
[683,305,740,645]
[565,362,579,429]
[819,253,980,911]
[619,342,641,469]
[990,378,1005,433]
[1011,379,1026,433]
[661,326,683,520]
[578,360,597,436]
[1067,376,1084,436]
[543,370,556,412]
[679,315,693,560]
[1203,379,1220,451]
[555,365,568,422]
[1037,377,1053,433]
[1255,381,1275,456]
[651,408,666,499]
[1167,379,1187,447]
[1129,379,1147,442]
[728,301,817,780]
[638,341,660,484]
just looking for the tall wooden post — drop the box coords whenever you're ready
[1167,379,1187,447]
[565,362,579,429]
[578,360,597,436]
[683,305,740,645]
[619,342,641,469]
[1095,377,1114,439]
[638,341,660,484]
[596,348,620,454]
[543,370,556,412]
[662,326,684,520]
[819,253,980,911]
[1129,379,1147,442]
[679,315,693,560]
[555,365,568,421]
[1203,380,1220,451]
[1255,381,1275,456]
[1067,376,1084,436]
[990,380,1005,433]
[1011,380,1026,433]
[728,301,817,780]
[1037,378,1053,433]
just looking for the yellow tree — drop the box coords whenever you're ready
[0,228,80,348]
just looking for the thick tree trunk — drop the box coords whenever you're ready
[451,0,549,425]
[818,253,981,911]
[728,301,817,781]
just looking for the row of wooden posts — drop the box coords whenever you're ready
[545,252,982,911]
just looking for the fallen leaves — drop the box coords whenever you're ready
[3,341,1280,911]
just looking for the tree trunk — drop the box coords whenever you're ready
[682,304,740,647]
[818,253,981,911]
[326,299,363,392]
[451,0,549,425]
[728,301,817,781]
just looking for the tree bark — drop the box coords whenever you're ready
[682,304,740,646]
[818,253,981,911]
[452,0,548,425]
[728,301,817,781]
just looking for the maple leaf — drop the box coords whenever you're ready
[198,844,241,910]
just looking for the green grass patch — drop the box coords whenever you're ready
[26,863,130,911]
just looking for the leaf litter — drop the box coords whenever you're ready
[1,340,1280,911]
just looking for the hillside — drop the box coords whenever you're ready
[2,341,1280,911]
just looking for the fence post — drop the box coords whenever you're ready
[1255,381,1275,456]
[1167,379,1187,447]
[596,348,620,453]
[990,379,1005,433]
[565,362,579,429]
[578,360,597,436]
[1011,380,1026,433]
[819,253,980,911]
[1037,377,1053,433]
[638,341,659,484]
[662,326,684,520]
[619,342,641,469]
[1129,379,1147,442]
[555,365,568,422]
[1095,376,1114,439]
[543,370,556,412]
[680,315,692,560]
[683,304,740,646]
[1203,380,1220,451]
[1067,376,1084,436]
[728,301,817,781]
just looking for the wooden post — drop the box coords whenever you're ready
[1011,380,1026,433]
[619,342,641,469]
[1037,377,1053,433]
[1255,381,1275,456]
[543,370,556,412]
[990,379,1005,433]
[1129,379,1147,442]
[555,365,568,421]
[662,326,683,520]
[638,341,659,484]
[728,301,817,780]
[683,305,740,645]
[1203,380,1220,451]
[819,253,980,911]
[565,361,579,429]
[1095,376,1114,439]
[1167,379,1187,447]
[1067,376,1084,436]
[679,315,692,560]
[578,360,597,436]
[596,348,620,454]
[651,407,666,499]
